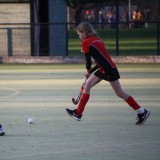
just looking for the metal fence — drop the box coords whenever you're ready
[0,27,31,56]
[0,0,159,57]
[0,22,159,57]
[68,21,160,56]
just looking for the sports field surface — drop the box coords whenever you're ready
[0,63,160,160]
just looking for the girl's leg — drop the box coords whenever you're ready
[109,80,143,112]
[76,74,101,115]
[109,79,150,125]
[109,79,129,100]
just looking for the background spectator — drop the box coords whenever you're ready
[98,10,105,28]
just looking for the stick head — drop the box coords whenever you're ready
[72,98,79,105]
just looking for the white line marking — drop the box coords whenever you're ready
[0,87,20,99]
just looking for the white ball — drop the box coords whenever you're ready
[28,118,34,124]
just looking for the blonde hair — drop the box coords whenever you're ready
[76,22,97,36]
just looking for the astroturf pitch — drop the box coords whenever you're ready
[0,63,160,160]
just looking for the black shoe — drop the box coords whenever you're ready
[136,109,150,125]
[66,108,82,121]
[0,124,5,136]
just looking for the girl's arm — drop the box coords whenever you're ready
[84,54,98,77]
[85,53,92,73]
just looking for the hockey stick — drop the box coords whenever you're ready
[72,77,87,105]
[72,65,98,105]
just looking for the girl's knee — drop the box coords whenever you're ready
[116,93,123,99]
[83,83,90,93]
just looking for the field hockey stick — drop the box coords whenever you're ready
[72,66,98,105]
[72,77,87,105]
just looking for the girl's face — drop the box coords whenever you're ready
[76,31,87,41]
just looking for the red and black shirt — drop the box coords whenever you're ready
[81,35,117,74]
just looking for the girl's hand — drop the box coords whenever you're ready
[84,68,92,78]
[84,72,90,78]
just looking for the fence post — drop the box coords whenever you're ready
[157,0,160,55]
[116,0,119,56]
[157,22,160,55]
[7,28,12,56]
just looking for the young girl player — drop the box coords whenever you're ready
[66,22,150,125]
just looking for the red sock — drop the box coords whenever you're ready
[76,93,90,115]
[125,96,140,110]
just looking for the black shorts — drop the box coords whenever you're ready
[94,68,120,82]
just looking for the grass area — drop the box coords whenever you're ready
[68,27,158,56]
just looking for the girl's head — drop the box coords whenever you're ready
[76,22,97,41]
